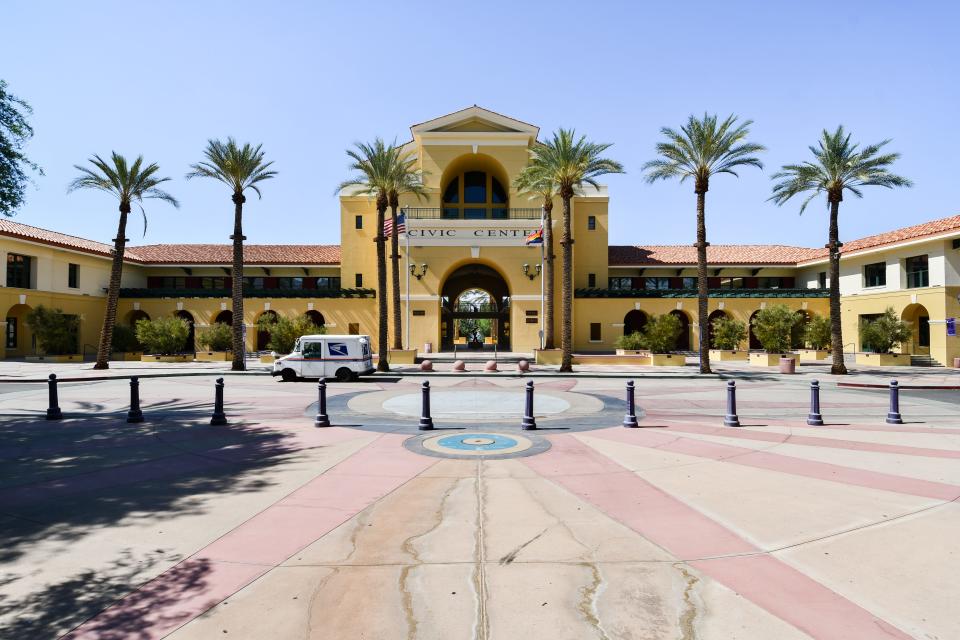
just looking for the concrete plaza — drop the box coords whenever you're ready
[1,362,958,639]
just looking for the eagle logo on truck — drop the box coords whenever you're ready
[329,342,349,357]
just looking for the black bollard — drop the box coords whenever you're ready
[522,380,537,430]
[418,381,434,430]
[46,373,63,420]
[623,380,639,428]
[127,376,144,423]
[886,379,903,425]
[806,380,824,426]
[210,377,227,426]
[314,380,331,428]
[723,380,741,427]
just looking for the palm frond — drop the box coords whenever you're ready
[186,137,277,198]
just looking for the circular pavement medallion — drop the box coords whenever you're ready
[406,431,550,460]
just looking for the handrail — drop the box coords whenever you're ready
[404,207,542,220]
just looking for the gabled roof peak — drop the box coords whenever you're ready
[410,106,539,139]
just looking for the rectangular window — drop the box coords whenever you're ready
[644,277,671,290]
[355,273,363,288]
[68,263,79,288]
[757,277,784,289]
[818,272,827,288]
[348,322,360,335]
[587,273,596,287]
[589,322,602,341]
[442,207,459,219]
[681,277,697,289]
[316,276,341,290]
[243,277,264,290]
[5,317,16,349]
[587,215,596,230]
[905,255,929,288]
[608,277,633,290]
[463,208,487,220]
[863,262,886,288]
[720,277,744,289]
[6,254,31,289]
[355,215,363,229]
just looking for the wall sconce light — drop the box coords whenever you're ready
[410,263,428,280]
[521,263,542,280]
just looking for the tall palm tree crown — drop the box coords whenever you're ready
[643,114,765,374]
[337,138,401,371]
[187,138,276,371]
[386,148,428,350]
[525,129,624,372]
[513,165,557,349]
[68,152,178,369]
[770,126,911,375]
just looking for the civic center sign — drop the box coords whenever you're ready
[405,220,541,246]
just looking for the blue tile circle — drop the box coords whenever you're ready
[437,433,519,451]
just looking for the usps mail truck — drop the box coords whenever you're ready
[271,334,375,382]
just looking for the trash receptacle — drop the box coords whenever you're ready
[779,356,796,374]
[954,357,960,369]
[423,342,433,354]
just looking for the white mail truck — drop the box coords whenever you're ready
[271,334,375,382]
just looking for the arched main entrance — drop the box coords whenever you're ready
[902,304,930,354]
[440,263,510,350]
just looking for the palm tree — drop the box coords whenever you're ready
[386,147,428,350]
[525,129,624,371]
[338,138,399,372]
[643,114,765,374]
[770,127,911,375]
[513,165,557,349]
[186,138,276,371]
[68,153,178,369]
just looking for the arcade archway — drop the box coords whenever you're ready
[670,310,691,351]
[440,263,510,350]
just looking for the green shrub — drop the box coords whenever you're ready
[803,315,832,350]
[258,314,326,354]
[111,324,142,353]
[24,306,79,355]
[751,305,800,354]
[615,314,682,353]
[135,317,190,355]
[859,308,911,354]
[196,322,233,351]
[710,317,746,350]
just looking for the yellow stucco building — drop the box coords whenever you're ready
[1,107,957,366]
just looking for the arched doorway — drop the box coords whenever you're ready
[175,310,195,352]
[792,310,811,348]
[126,310,150,327]
[304,310,325,330]
[707,309,728,349]
[214,310,233,326]
[670,310,691,351]
[901,304,930,354]
[4,303,34,356]
[623,310,647,336]
[748,310,762,349]
[440,263,510,350]
[256,310,278,351]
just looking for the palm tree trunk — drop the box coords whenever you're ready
[375,198,390,372]
[94,202,130,369]
[559,191,573,372]
[543,202,555,350]
[389,204,402,350]
[230,193,246,371]
[828,198,847,374]
[696,189,711,374]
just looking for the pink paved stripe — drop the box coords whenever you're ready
[588,427,960,501]
[646,413,960,436]
[524,435,913,640]
[664,423,960,459]
[64,433,434,640]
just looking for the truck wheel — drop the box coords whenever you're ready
[335,367,352,382]
[280,369,297,382]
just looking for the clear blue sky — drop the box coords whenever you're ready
[3,0,957,248]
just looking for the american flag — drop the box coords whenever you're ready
[383,212,406,237]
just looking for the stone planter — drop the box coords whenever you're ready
[615,349,651,357]
[388,349,418,364]
[779,357,796,374]
[533,349,562,365]
[259,354,276,364]
[749,352,798,367]
[855,352,911,366]
[574,354,652,365]
[141,354,192,363]
[797,349,829,361]
[195,351,232,362]
[709,349,748,362]
[26,354,83,363]
[111,351,143,361]
[649,353,684,366]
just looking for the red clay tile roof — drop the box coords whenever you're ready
[126,244,341,265]
[609,244,823,266]
[798,213,960,264]
[0,219,117,258]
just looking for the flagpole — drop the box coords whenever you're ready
[539,207,545,351]
[404,208,411,351]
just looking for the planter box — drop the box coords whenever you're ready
[749,353,798,367]
[534,349,563,365]
[26,354,83,363]
[195,351,232,362]
[141,354,192,363]
[650,353,685,366]
[260,354,276,364]
[111,351,143,361]
[798,349,828,361]
[573,354,652,366]
[855,353,911,366]
[615,349,652,357]
[709,349,748,362]
[388,349,418,364]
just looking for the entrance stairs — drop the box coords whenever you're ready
[425,350,532,364]
[910,355,943,367]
